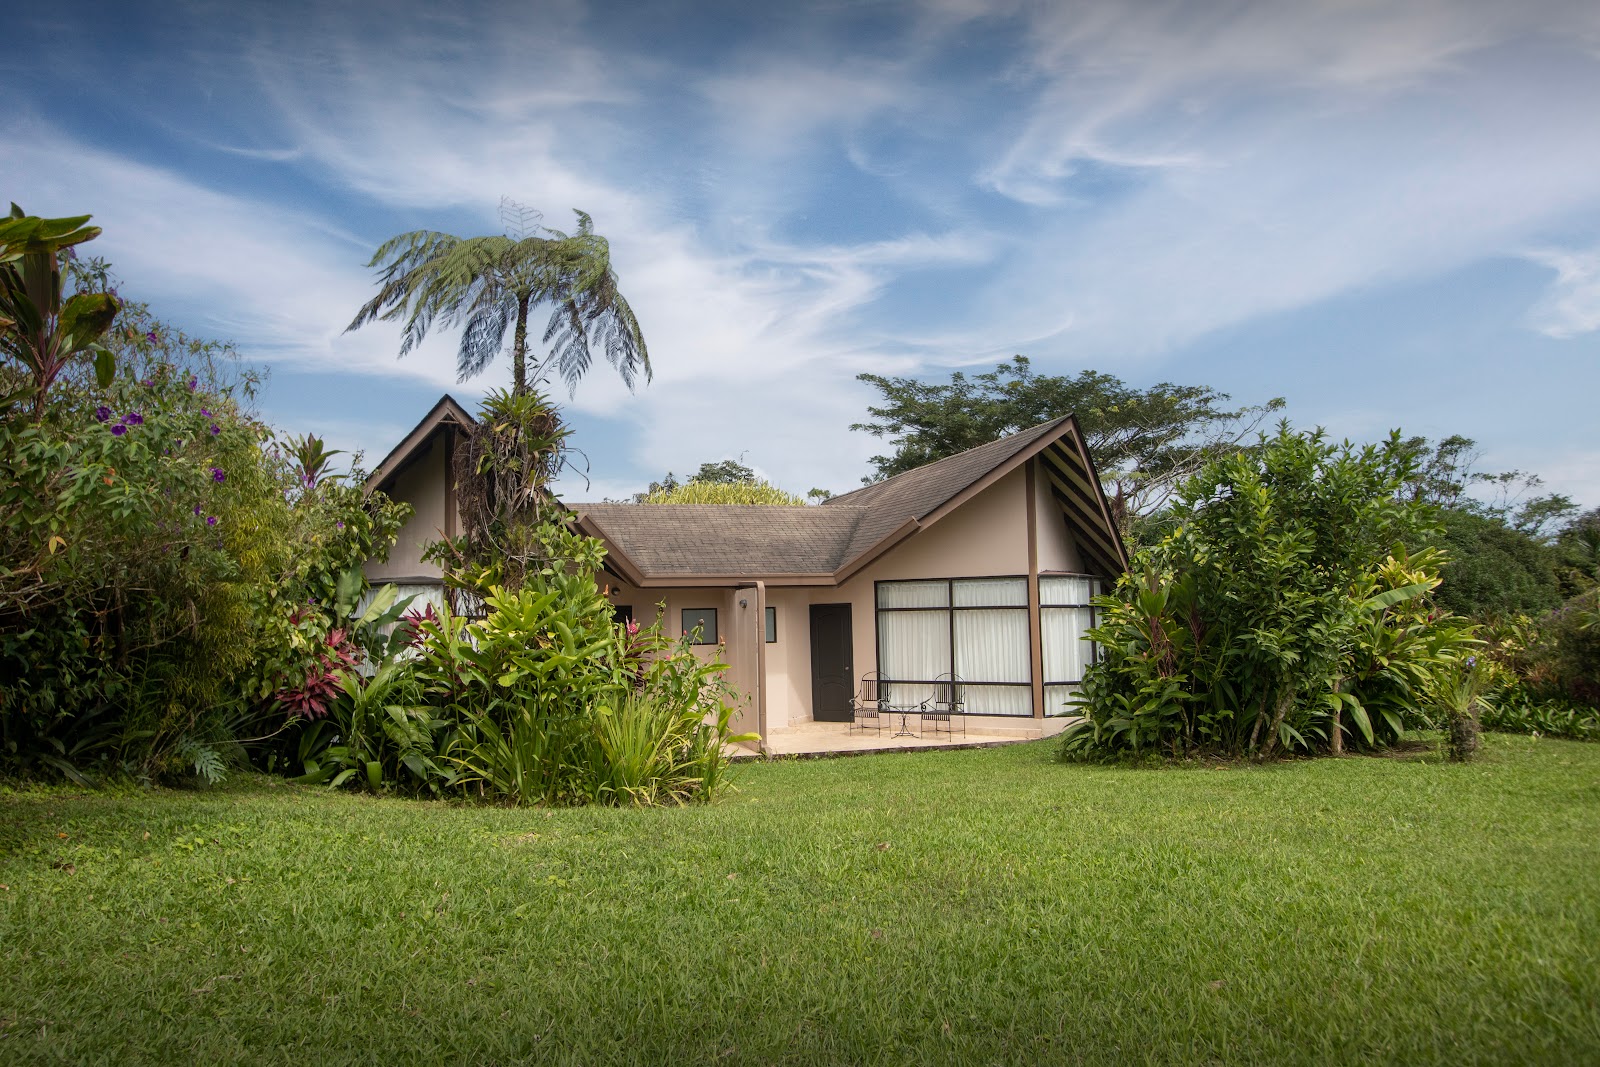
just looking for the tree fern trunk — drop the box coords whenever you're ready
[512,296,530,395]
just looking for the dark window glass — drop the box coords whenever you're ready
[613,604,634,626]
[681,607,718,645]
[765,606,777,642]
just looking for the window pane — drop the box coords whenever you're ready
[877,580,949,609]
[764,605,777,643]
[953,609,1030,683]
[681,607,718,644]
[952,577,1027,607]
[1042,606,1093,683]
[879,610,951,696]
[1040,576,1096,606]
[1046,683,1084,717]
[961,685,1032,716]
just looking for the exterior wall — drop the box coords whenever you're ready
[365,433,455,584]
[594,460,1103,742]
[603,582,760,738]
[1033,461,1084,573]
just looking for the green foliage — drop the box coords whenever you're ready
[0,206,119,415]
[346,202,649,395]
[639,479,807,505]
[852,354,1283,526]
[1,255,410,784]
[1432,508,1561,617]
[407,546,749,806]
[1061,424,1472,761]
[1482,688,1600,741]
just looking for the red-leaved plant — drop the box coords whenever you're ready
[275,628,360,719]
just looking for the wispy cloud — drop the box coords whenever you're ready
[1525,246,1600,338]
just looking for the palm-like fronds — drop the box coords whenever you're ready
[345,211,650,395]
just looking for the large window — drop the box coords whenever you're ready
[877,578,1032,716]
[1041,575,1102,715]
[876,575,1102,717]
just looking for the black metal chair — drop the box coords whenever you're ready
[850,672,887,734]
[926,673,966,740]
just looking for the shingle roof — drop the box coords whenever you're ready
[570,414,1107,583]
[570,504,872,577]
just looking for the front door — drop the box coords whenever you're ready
[809,603,854,722]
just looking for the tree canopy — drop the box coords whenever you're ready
[852,356,1283,528]
[346,204,648,396]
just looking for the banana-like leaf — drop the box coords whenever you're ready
[1347,699,1374,745]
[1359,582,1434,615]
[334,566,364,617]
[58,291,118,350]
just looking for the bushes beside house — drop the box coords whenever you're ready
[1060,425,1480,761]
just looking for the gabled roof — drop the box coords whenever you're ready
[570,414,1128,586]
[365,394,476,493]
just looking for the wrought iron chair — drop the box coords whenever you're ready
[850,672,887,734]
[926,673,966,739]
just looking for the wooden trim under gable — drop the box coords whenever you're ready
[365,394,477,494]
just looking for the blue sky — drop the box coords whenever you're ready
[5,0,1598,505]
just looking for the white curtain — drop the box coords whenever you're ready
[952,577,1027,607]
[879,610,950,705]
[962,685,1032,716]
[1046,683,1084,717]
[1040,576,1097,606]
[954,609,1030,683]
[878,581,948,609]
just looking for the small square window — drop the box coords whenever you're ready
[613,604,634,626]
[681,607,718,645]
[765,605,777,643]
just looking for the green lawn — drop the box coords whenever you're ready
[2,735,1597,1065]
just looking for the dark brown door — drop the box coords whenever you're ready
[809,603,854,722]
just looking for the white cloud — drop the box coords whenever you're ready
[1525,246,1600,338]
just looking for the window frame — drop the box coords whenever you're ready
[764,605,777,643]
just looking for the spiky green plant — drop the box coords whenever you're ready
[345,206,648,395]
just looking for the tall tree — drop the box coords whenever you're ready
[852,356,1283,528]
[346,204,649,396]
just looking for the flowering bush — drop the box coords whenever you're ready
[1,267,410,783]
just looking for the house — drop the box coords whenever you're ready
[364,395,1128,747]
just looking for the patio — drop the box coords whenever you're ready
[733,718,1074,759]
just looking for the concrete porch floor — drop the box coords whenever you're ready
[733,719,1069,759]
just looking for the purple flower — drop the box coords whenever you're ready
[146,331,158,343]
[140,378,154,387]
[187,378,198,391]
[123,411,144,426]
[93,406,111,423]
[111,424,127,436]
[1466,655,1477,668]
[210,467,225,483]
[210,425,220,436]
[206,516,218,527]
[200,409,212,418]
[193,504,202,515]
[175,439,184,448]
[335,521,345,530]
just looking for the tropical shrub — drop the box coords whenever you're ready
[1061,424,1474,761]
[0,242,410,784]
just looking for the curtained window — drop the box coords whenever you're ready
[877,578,1031,716]
[1041,575,1102,716]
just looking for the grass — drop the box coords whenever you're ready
[2,734,1597,1065]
